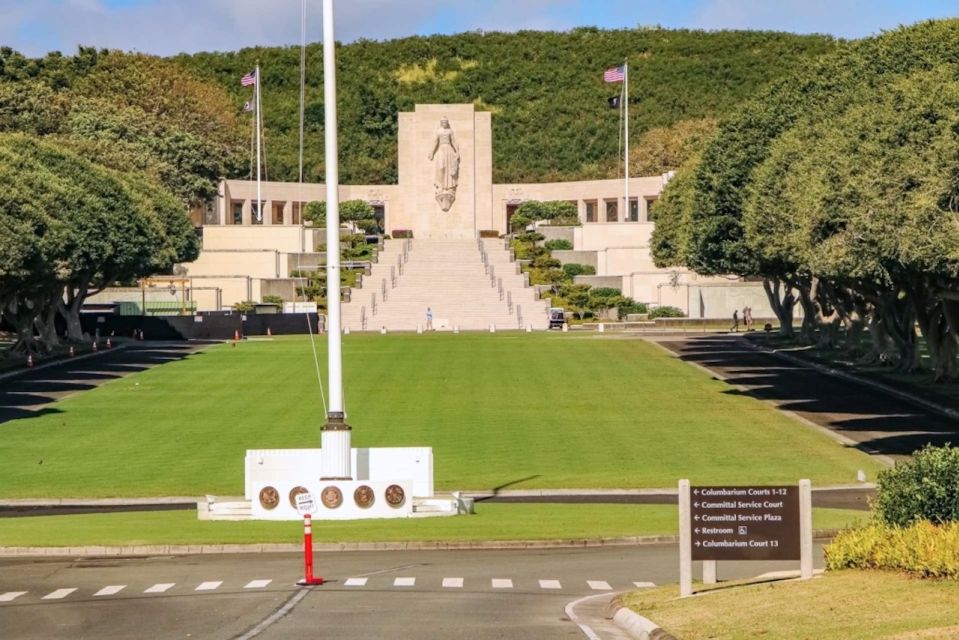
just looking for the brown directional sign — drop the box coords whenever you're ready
[690,486,800,561]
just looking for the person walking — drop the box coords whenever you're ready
[730,309,739,333]
[426,307,433,332]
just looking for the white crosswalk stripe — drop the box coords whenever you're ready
[244,580,272,589]
[491,578,513,589]
[587,580,612,591]
[393,577,415,587]
[633,581,656,588]
[42,588,76,600]
[144,583,175,594]
[94,585,126,597]
[344,578,368,587]
[195,581,222,591]
[442,577,464,588]
[538,579,562,590]
[0,592,27,602]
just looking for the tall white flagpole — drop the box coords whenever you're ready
[298,0,306,185]
[255,63,262,222]
[624,59,629,222]
[320,0,351,480]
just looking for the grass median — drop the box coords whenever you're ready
[620,569,959,639]
[0,334,882,498]
[0,505,865,547]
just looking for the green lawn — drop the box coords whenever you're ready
[621,570,959,639]
[0,334,882,498]
[0,505,865,547]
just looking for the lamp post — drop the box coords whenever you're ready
[320,0,352,481]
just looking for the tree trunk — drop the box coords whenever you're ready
[34,301,60,353]
[762,278,796,337]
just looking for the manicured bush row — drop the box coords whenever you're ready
[826,521,959,579]
[874,444,959,526]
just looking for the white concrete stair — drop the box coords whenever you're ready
[342,238,548,331]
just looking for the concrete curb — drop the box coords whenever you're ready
[612,607,677,640]
[746,338,959,422]
[0,535,680,557]
[0,530,846,558]
[0,344,129,383]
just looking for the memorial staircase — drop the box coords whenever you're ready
[341,238,549,331]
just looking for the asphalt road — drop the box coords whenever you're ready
[658,335,959,459]
[0,546,827,640]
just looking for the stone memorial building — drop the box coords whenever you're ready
[128,103,772,327]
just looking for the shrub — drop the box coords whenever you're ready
[617,300,649,319]
[509,213,532,231]
[545,239,573,251]
[874,444,959,526]
[262,295,284,307]
[531,255,561,269]
[232,300,255,313]
[649,305,685,319]
[517,200,577,222]
[825,521,959,579]
[562,263,595,278]
[515,231,545,244]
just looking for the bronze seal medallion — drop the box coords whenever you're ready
[288,486,309,508]
[321,485,343,509]
[354,485,375,508]
[385,484,405,507]
[259,486,279,510]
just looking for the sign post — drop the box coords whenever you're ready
[678,479,812,597]
[295,493,323,586]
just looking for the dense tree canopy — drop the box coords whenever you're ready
[0,48,239,356]
[176,28,835,185]
[652,19,959,379]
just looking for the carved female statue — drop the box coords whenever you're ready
[428,116,460,211]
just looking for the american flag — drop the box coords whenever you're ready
[603,65,625,83]
[241,70,257,87]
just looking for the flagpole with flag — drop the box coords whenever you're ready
[241,66,262,222]
[624,58,629,221]
[255,63,262,222]
[604,62,629,221]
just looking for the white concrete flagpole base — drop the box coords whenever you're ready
[321,414,352,480]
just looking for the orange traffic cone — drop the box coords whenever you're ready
[69,346,75,357]
[267,327,272,337]
[106,338,112,349]
[92,341,98,352]
[234,329,241,341]
[26,354,33,368]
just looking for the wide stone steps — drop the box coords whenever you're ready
[342,238,548,331]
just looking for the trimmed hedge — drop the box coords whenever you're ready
[874,444,959,526]
[649,305,685,319]
[545,239,573,251]
[826,521,959,579]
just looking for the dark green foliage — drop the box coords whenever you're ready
[517,200,578,224]
[617,300,649,320]
[562,263,595,278]
[531,254,561,270]
[174,29,835,184]
[232,300,255,312]
[262,295,284,306]
[874,445,959,526]
[649,306,685,319]
[545,239,573,251]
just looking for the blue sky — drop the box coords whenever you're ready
[1,0,957,57]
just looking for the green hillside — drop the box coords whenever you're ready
[175,28,838,185]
